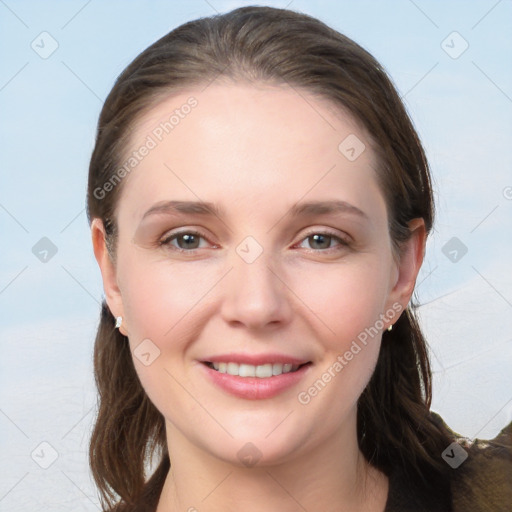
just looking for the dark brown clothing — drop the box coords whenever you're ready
[384,415,512,511]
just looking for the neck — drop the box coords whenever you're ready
[156,415,388,512]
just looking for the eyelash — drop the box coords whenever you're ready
[159,229,350,254]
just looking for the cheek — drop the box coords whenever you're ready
[119,254,222,342]
[290,258,388,410]
[116,257,216,418]
[117,256,225,400]
[290,256,390,347]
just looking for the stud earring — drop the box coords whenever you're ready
[115,316,123,329]
[387,324,393,332]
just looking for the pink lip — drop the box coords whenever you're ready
[199,360,312,400]
[203,353,309,366]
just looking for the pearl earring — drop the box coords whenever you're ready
[115,316,123,329]
[387,324,393,332]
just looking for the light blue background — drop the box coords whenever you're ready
[1,0,511,509]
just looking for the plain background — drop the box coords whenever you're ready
[1,0,511,510]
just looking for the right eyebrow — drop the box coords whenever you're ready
[141,200,224,221]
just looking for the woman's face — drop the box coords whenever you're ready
[93,82,422,467]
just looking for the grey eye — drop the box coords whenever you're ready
[174,233,201,249]
[306,234,333,250]
[162,231,208,250]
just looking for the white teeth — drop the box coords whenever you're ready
[211,362,300,377]
[227,362,238,375]
[272,363,283,376]
[238,364,255,377]
[256,364,273,378]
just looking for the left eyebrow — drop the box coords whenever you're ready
[289,200,368,220]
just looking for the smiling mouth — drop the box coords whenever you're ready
[202,361,311,378]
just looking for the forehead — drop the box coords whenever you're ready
[132,80,369,152]
[116,82,384,225]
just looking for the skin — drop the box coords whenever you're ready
[92,82,426,511]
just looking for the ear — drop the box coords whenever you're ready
[386,218,427,317]
[91,218,128,336]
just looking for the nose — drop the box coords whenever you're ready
[220,250,293,331]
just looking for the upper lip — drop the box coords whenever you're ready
[202,353,310,366]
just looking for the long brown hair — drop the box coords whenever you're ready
[87,6,451,510]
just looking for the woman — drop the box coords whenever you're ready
[87,6,511,511]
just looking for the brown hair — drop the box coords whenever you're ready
[87,6,451,510]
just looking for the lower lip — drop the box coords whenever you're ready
[200,363,311,400]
